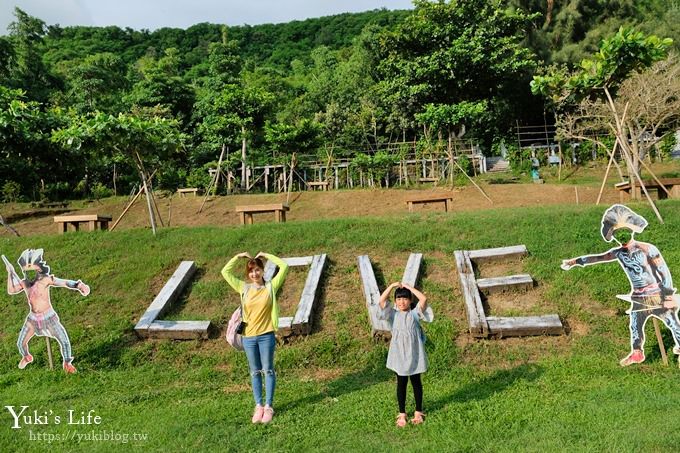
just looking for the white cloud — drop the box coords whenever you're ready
[1,0,412,34]
[1,0,93,33]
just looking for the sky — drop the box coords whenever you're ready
[1,0,414,34]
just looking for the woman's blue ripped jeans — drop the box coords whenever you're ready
[242,332,276,406]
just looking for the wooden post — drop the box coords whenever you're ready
[575,186,579,205]
[453,159,492,203]
[596,141,618,205]
[558,143,563,181]
[653,318,669,366]
[111,183,140,231]
[45,337,54,370]
[133,152,156,235]
[0,214,20,237]
[167,194,173,228]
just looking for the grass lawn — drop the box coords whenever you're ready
[1,200,680,452]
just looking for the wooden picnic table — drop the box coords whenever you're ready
[615,178,680,202]
[235,203,289,224]
[307,181,329,191]
[54,214,112,234]
[177,188,199,197]
[405,194,453,212]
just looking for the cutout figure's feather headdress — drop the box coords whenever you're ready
[17,249,51,275]
[601,204,648,242]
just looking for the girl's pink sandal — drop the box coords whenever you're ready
[411,411,424,425]
[396,413,407,428]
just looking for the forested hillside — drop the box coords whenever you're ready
[0,0,677,202]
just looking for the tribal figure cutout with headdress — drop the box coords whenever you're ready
[562,204,680,366]
[3,249,90,373]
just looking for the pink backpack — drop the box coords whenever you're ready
[226,307,244,351]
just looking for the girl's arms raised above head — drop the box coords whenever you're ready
[379,281,401,309]
[401,282,427,311]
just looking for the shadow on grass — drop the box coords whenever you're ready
[277,363,392,415]
[427,363,543,414]
[77,329,139,369]
[559,165,581,182]
[309,257,332,335]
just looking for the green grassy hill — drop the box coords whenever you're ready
[1,201,680,451]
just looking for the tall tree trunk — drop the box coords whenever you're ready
[544,0,555,27]
[240,126,247,190]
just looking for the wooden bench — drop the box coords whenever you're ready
[30,201,69,209]
[235,203,289,224]
[177,188,199,197]
[307,181,329,191]
[615,178,680,203]
[405,194,453,212]
[54,214,112,234]
[418,177,439,184]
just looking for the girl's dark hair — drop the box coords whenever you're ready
[245,258,265,275]
[395,287,418,309]
[394,287,412,300]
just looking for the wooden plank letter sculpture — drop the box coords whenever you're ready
[3,249,90,373]
[562,204,680,366]
[358,253,423,339]
[455,245,563,338]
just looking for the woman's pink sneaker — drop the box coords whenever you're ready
[251,405,264,424]
[261,406,274,424]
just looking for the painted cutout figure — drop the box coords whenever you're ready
[3,249,90,373]
[562,204,680,366]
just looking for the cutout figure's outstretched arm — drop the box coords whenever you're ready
[51,277,90,296]
[562,250,617,270]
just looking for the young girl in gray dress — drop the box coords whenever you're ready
[378,281,433,427]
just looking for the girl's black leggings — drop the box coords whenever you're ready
[396,373,422,413]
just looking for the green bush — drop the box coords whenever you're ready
[186,163,213,191]
[457,154,472,175]
[42,181,71,201]
[91,182,113,200]
[658,132,677,160]
[2,180,21,203]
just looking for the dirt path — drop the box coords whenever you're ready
[1,183,622,237]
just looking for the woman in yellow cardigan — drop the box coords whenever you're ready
[222,251,289,424]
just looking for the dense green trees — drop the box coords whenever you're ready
[371,0,538,145]
[0,2,675,201]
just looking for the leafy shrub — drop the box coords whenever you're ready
[506,144,532,174]
[2,181,21,203]
[42,182,71,201]
[457,154,472,175]
[186,163,213,191]
[91,182,113,200]
[372,151,397,185]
